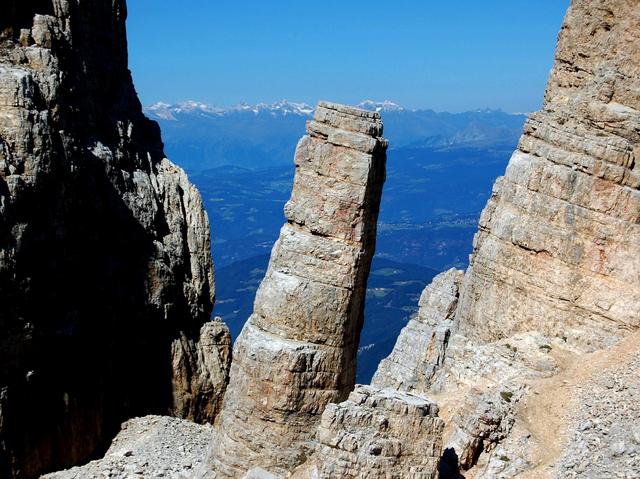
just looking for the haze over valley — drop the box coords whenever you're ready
[146,100,526,380]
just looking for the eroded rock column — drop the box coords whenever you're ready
[210,102,387,476]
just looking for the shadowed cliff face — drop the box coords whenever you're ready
[0,1,229,477]
[1,1,55,39]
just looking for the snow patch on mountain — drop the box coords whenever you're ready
[145,100,315,121]
[357,100,405,112]
[144,99,412,121]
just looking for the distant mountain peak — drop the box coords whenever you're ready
[145,100,314,120]
[357,100,405,113]
[145,100,412,120]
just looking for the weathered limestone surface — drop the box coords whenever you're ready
[208,102,387,477]
[433,332,559,476]
[298,385,444,479]
[454,0,640,349]
[370,1,640,477]
[370,272,560,475]
[171,319,232,424]
[372,269,464,394]
[0,2,229,477]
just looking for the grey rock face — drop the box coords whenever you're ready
[0,1,229,477]
[371,272,558,475]
[440,3,640,469]
[453,0,640,349]
[369,1,640,477]
[371,268,464,394]
[299,385,444,479]
[171,319,232,424]
[209,102,387,477]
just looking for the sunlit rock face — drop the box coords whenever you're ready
[366,1,640,477]
[0,1,229,477]
[371,268,464,394]
[299,385,444,479]
[454,0,640,349]
[209,102,387,477]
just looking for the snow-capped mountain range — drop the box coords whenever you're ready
[357,100,405,112]
[144,99,526,172]
[146,100,315,121]
[145,100,408,121]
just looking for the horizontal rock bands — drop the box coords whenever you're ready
[520,135,640,190]
[317,101,381,120]
[308,120,384,154]
[524,115,634,168]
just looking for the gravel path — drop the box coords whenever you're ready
[554,346,640,478]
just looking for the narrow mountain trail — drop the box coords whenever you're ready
[517,331,640,478]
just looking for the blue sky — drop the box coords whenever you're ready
[126,0,569,113]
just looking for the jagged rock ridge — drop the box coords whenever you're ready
[207,102,388,477]
[0,1,230,477]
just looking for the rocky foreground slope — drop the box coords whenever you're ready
[0,1,230,477]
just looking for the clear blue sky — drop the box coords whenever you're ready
[126,0,569,113]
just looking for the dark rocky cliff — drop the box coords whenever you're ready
[0,1,229,477]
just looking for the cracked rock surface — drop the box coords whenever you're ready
[207,102,387,478]
[0,2,229,477]
[357,1,640,478]
[453,0,640,350]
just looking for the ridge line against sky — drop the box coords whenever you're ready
[126,0,569,114]
[144,99,531,116]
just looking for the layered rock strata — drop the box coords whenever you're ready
[370,0,640,477]
[454,0,640,349]
[298,385,444,479]
[209,102,387,477]
[371,273,560,475]
[0,1,229,477]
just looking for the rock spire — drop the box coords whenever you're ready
[209,102,387,476]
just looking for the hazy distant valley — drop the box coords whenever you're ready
[147,101,524,381]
